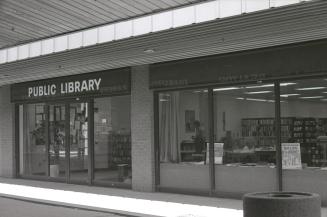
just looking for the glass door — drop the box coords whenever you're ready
[69,102,89,183]
[49,104,67,179]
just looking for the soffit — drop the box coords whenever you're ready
[0,0,326,86]
[0,0,204,49]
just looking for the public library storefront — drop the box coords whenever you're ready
[151,40,327,204]
[11,68,132,188]
[6,40,327,204]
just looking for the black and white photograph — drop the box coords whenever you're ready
[0,0,327,216]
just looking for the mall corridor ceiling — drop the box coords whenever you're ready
[0,0,205,48]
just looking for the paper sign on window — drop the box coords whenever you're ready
[206,143,224,164]
[282,143,302,169]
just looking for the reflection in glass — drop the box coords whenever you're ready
[70,103,89,182]
[19,103,47,176]
[94,96,131,184]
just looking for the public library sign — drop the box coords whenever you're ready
[11,68,131,102]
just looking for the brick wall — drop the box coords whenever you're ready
[0,85,14,177]
[131,65,155,192]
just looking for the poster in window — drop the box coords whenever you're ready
[206,143,224,164]
[282,143,302,169]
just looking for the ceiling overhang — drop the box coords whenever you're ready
[0,0,326,86]
[0,0,205,49]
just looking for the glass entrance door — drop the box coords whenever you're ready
[69,102,89,183]
[49,104,66,179]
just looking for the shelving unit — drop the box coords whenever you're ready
[242,117,327,167]
[180,141,205,162]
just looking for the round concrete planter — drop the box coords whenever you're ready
[243,192,321,217]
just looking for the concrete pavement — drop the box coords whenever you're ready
[0,196,124,217]
[0,178,325,217]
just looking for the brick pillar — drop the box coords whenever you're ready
[0,85,15,177]
[131,65,155,192]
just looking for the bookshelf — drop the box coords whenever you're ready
[242,117,327,167]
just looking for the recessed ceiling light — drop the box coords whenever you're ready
[299,96,324,99]
[144,49,155,54]
[296,87,326,90]
[245,91,272,94]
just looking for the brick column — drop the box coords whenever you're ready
[131,65,155,192]
[0,85,15,177]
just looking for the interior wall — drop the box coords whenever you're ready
[214,94,275,140]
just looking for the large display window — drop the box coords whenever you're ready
[158,89,210,191]
[156,78,327,197]
[94,96,131,184]
[213,83,277,193]
[280,78,327,194]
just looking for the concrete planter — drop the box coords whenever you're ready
[243,192,321,217]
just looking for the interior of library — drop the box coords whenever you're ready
[158,77,327,191]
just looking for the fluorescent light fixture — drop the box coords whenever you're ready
[280,82,297,86]
[280,94,300,97]
[320,99,327,101]
[246,98,269,102]
[299,96,324,99]
[214,87,239,91]
[159,99,169,102]
[245,84,274,89]
[245,91,272,94]
[236,97,278,103]
[296,87,326,91]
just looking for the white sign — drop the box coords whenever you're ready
[27,78,102,97]
[282,143,302,169]
[206,143,224,164]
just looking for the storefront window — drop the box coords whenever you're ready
[94,96,131,184]
[213,83,277,192]
[19,103,47,176]
[280,79,327,169]
[159,89,210,190]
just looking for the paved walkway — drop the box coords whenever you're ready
[0,178,325,217]
[0,197,123,217]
